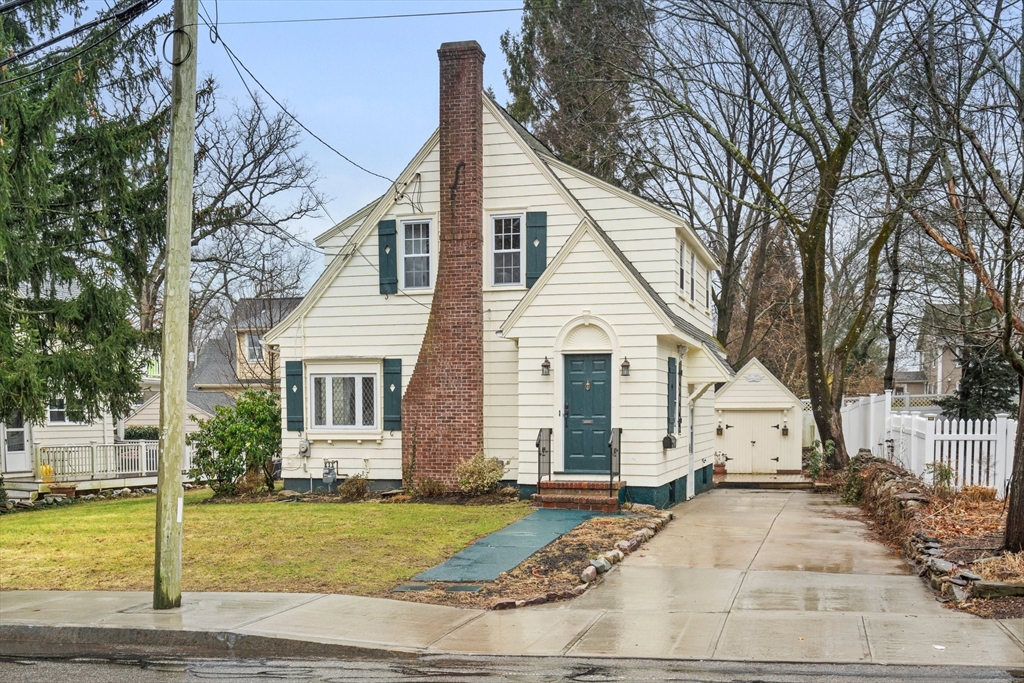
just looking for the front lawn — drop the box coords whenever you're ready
[0,491,530,594]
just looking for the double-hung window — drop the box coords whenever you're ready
[492,215,523,285]
[311,374,376,429]
[48,399,67,424]
[679,243,686,292]
[246,333,264,362]
[402,220,431,289]
[689,250,696,301]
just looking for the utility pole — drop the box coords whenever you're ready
[154,0,198,610]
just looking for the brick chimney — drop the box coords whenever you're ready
[402,41,485,488]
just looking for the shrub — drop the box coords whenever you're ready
[924,461,955,497]
[805,439,834,481]
[414,477,446,498]
[338,474,370,501]
[124,425,160,441]
[455,452,506,497]
[187,390,281,496]
[0,471,7,505]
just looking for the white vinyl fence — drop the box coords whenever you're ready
[36,441,195,482]
[840,390,1017,497]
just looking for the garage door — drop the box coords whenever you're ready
[719,410,786,473]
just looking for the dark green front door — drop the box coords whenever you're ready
[564,354,611,472]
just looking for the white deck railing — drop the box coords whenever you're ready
[35,441,195,482]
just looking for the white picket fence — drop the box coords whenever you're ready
[840,390,1016,497]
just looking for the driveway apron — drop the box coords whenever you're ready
[519,489,1024,665]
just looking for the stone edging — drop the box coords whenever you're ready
[490,509,674,611]
[906,532,1024,602]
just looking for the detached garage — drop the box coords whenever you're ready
[714,358,803,474]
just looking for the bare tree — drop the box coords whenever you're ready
[899,0,1024,550]
[613,0,933,466]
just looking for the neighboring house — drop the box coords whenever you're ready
[714,358,803,474]
[190,297,302,397]
[1,405,116,477]
[917,303,963,395]
[892,369,928,396]
[265,41,733,508]
[124,389,234,434]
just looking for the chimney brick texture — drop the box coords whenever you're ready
[402,41,485,489]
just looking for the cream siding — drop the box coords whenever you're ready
[31,415,115,450]
[269,96,726,496]
[512,230,685,490]
[126,397,207,434]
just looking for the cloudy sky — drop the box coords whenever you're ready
[191,0,523,256]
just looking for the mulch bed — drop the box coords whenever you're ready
[390,512,661,609]
[198,488,521,506]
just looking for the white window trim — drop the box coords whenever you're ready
[46,398,87,426]
[246,333,265,363]
[679,242,686,292]
[689,250,696,301]
[397,217,435,291]
[490,212,527,287]
[705,269,711,310]
[309,372,378,431]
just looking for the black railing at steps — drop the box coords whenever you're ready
[536,428,552,488]
[608,427,622,504]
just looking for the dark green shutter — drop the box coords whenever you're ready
[667,357,677,434]
[378,220,397,294]
[525,211,547,287]
[285,360,304,432]
[383,358,402,430]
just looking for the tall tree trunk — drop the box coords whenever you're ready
[1004,381,1024,552]
[883,230,901,391]
[736,221,772,364]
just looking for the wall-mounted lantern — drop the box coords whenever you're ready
[541,357,551,376]
[716,419,724,436]
[782,419,789,436]
[620,357,631,376]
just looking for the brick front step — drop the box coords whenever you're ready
[538,480,626,491]
[530,493,620,512]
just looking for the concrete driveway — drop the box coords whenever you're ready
[437,489,1024,665]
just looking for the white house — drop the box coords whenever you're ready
[265,41,733,508]
[714,358,803,474]
[1,407,116,478]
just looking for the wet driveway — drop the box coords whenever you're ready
[506,489,1024,665]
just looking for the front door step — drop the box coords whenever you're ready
[531,480,623,511]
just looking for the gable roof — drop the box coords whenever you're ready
[716,357,802,405]
[265,129,441,344]
[313,195,383,249]
[267,93,722,347]
[231,297,303,331]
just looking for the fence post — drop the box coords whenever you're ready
[994,413,1009,497]
[909,411,920,476]
[923,414,936,483]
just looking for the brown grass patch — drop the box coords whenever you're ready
[969,551,1024,583]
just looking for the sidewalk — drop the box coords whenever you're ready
[2,491,1023,666]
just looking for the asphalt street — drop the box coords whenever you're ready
[1,655,1022,683]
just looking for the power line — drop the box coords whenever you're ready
[209,7,521,27]
[0,0,160,68]
[214,36,395,183]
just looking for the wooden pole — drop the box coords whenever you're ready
[154,0,198,610]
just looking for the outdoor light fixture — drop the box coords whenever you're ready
[782,419,790,436]
[717,420,724,436]
[620,357,631,376]
[541,357,551,376]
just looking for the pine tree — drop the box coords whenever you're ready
[936,340,1020,420]
[500,0,652,189]
[0,1,166,423]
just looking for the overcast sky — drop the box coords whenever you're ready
[191,0,523,255]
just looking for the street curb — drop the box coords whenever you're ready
[0,624,419,661]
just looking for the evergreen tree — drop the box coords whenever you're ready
[500,0,652,189]
[0,1,165,423]
[937,340,1020,420]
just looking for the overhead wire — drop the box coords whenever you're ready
[192,8,432,309]
[205,7,521,27]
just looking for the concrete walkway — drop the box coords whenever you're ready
[1,490,1022,666]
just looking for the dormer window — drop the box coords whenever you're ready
[246,333,265,362]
